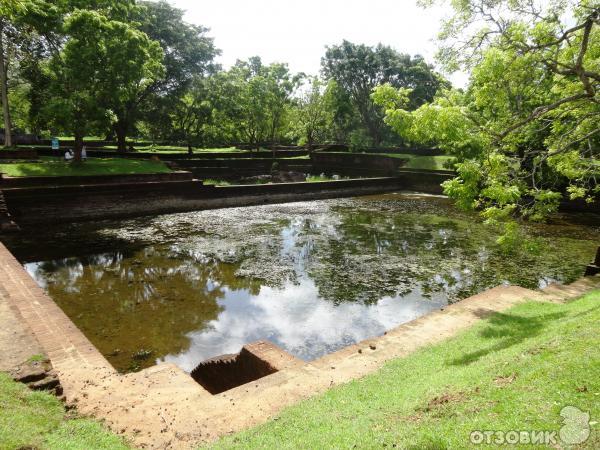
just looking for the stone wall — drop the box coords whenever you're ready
[310,152,408,176]
[0,171,193,188]
[2,176,447,225]
[0,148,38,160]
[32,147,308,160]
[170,158,312,179]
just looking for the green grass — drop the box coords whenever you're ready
[306,174,352,182]
[211,290,600,449]
[0,157,171,177]
[0,372,129,449]
[377,153,454,170]
[324,151,454,170]
[52,136,106,141]
[203,178,232,186]
[26,354,46,363]
[283,155,310,160]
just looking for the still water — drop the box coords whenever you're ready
[6,193,598,373]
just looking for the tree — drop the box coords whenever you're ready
[168,76,213,152]
[122,0,219,152]
[289,77,332,151]
[0,0,27,147]
[322,40,445,146]
[375,0,599,244]
[223,57,301,152]
[233,68,271,151]
[45,7,163,160]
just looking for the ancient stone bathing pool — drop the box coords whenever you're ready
[5,193,599,373]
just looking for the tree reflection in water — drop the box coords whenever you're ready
[13,193,599,373]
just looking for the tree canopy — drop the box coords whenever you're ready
[373,0,599,243]
[43,3,164,159]
[322,40,446,147]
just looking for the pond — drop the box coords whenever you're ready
[5,193,598,373]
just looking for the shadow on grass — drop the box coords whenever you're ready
[449,310,567,366]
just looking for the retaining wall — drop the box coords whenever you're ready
[2,174,452,225]
[0,148,38,160]
[31,147,308,160]
[311,152,408,176]
[0,171,193,188]
[170,158,312,179]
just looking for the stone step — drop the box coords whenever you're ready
[542,284,583,298]
[541,275,600,301]
[567,274,600,290]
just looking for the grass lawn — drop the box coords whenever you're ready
[324,151,455,170]
[306,174,353,182]
[0,157,171,177]
[0,372,129,449]
[379,153,455,170]
[211,290,600,449]
[53,136,106,141]
[203,178,232,186]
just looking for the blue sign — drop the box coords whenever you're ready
[51,137,59,150]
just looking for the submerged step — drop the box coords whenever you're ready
[190,341,302,395]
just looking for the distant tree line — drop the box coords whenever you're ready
[0,0,446,159]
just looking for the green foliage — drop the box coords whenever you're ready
[197,57,302,149]
[322,40,447,146]
[288,77,333,149]
[131,0,219,147]
[375,0,599,249]
[42,3,164,152]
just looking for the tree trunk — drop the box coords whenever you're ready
[187,143,193,155]
[73,132,83,163]
[0,23,12,148]
[116,119,127,153]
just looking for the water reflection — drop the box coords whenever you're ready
[162,280,445,372]
[25,249,256,371]
[11,193,598,373]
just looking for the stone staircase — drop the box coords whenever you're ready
[540,274,600,302]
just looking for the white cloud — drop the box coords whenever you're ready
[161,278,445,372]
[167,0,469,87]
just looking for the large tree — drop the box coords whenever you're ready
[222,57,301,151]
[0,0,27,146]
[168,75,213,152]
[45,5,163,160]
[322,40,445,146]
[119,0,219,152]
[375,0,599,244]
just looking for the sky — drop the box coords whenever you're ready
[168,0,469,88]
